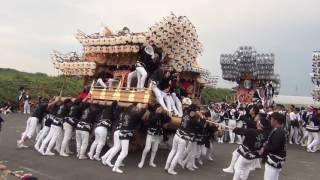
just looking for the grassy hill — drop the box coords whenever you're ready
[201,87,234,104]
[0,68,233,106]
[0,68,83,104]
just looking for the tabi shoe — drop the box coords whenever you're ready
[222,167,234,174]
[138,162,144,168]
[168,169,178,175]
[87,153,94,160]
[149,162,157,168]
[112,167,123,174]
[79,155,88,160]
[60,152,69,157]
[93,155,101,161]
[44,151,55,156]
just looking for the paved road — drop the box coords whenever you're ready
[0,114,319,180]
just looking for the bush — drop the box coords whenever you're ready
[201,87,234,104]
[0,68,83,105]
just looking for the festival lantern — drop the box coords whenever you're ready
[52,12,218,99]
[220,46,280,104]
[311,51,320,100]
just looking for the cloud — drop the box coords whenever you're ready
[1,0,320,96]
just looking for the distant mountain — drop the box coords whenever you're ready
[0,68,83,104]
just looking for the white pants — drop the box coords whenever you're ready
[307,131,319,151]
[139,134,162,167]
[152,86,169,111]
[102,130,121,163]
[229,119,237,143]
[251,158,261,170]
[264,163,281,180]
[36,124,41,138]
[195,145,202,158]
[23,101,30,114]
[21,117,39,140]
[180,141,191,163]
[55,130,63,152]
[126,71,138,89]
[165,134,187,171]
[165,95,177,115]
[182,141,197,168]
[233,156,253,180]
[166,94,183,117]
[218,121,226,143]
[205,141,214,159]
[236,121,243,143]
[300,128,308,145]
[39,125,62,153]
[88,126,108,158]
[97,78,115,88]
[76,130,90,157]
[226,149,240,170]
[60,122,73,155]
[289,126,299,144]
[136,66,147,89]
[114,139,130,169]
[35,126,50,149]
[171,93,183,117]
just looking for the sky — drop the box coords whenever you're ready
[0,0,319,96]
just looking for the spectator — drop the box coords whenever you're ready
[23,91,31,114]
[79,87,90,100]
[0,115,4,131]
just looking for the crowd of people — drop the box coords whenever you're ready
[0,87,32,115]
[0,101,14,115]
[15,93,292,180]
[287,105,320,152]
[209,102,320,154]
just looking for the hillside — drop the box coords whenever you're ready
[0,68,233,106]
[0,68,83,104]
[201,87,234,104]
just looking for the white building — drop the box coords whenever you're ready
[273,95,320,106]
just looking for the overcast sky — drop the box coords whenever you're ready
[0,0,319,96]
